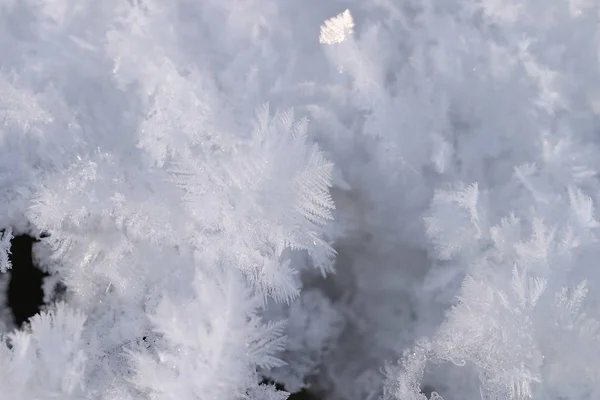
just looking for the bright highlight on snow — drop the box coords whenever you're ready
[319,10,354,45]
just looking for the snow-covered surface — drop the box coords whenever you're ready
[1,1,600,399]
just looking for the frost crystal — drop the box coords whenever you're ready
[319,9,354,45]
[0,228,12,273]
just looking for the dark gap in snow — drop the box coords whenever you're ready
[261,378,321,400]
[421,384,436,397]
[6,234,48,327]
[287,388,321,400]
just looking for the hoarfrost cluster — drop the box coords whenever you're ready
[1,1,600,399]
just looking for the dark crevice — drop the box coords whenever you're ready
[288,388,320,400]
[421,384,437,398]
[6,234,48,327]
[261,378,321,400]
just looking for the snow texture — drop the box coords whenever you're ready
[1,0,600,399]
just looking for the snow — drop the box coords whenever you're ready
[1,1,600,399]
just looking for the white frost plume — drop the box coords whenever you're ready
[319,9,354,45]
